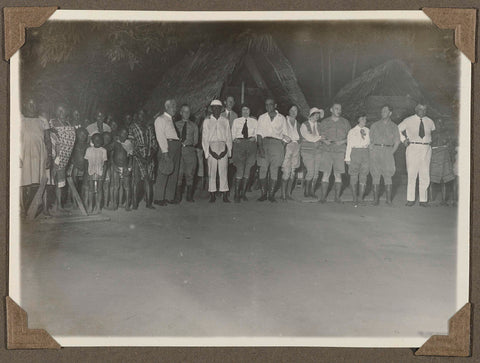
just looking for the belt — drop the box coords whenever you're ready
[373,144,393,147]
[410,142,431,145]
[432,145,448,149]
[167,138,180,142]
[352,147,369,149]
[182,144,194,148]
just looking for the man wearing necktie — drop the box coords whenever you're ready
[153,99,181,206]
[203,99,233,203]
[221,96,239,197]
[174,104,199,203]
[231,104,257,202]
[398,103,436,206]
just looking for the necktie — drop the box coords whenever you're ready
[242,118,249,138]
[419,117,425,139]
[360,128,366,139]
[181,123,187,143]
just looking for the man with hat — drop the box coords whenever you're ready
[153,99,181,206]
[398,103,435,207]
[231,103,257,202]
[318,103,351,203]
[300,107,324,199]
[256,98,291,202]
[202,99,233,203]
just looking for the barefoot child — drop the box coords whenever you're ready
[69,127,89,207]
[112,128,134,210]
[84,133,107,214]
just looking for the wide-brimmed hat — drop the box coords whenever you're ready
[210,100,223,106]
[309,107,323,117]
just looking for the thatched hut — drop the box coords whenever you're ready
[333,59,447,124]
[143,35,310,121]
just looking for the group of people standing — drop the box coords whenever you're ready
[20,94,458,217]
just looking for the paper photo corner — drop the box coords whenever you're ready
[6,296,61,349]
[415,302,471,357]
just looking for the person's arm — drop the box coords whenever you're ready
[193,123,199,146]
[392,124,401,153]
[281,116,292,143]
[231,119,238,142]
[256,117,265,158]
[202,119,210,159]
[345,130,353,163]
[300,122,322,142]
[225,119,233,158]
[398,119,408,145]
[154,116,169,154]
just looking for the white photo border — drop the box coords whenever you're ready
[9,9,471,347]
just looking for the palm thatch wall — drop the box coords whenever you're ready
[334,59,446,124]
[143,35,310,120]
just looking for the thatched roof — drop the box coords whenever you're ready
[334,59,446,123]
[143,36,310,120]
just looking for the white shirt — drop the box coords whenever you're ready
[84,146,107,176]
[256,111,288,141]
[300,119,322,143]
[345,125,370,162]
[202,115,233,158]
[231,117,257,139]
[285,116,300,142]
[154,112,179,153]
[398,114,435,143]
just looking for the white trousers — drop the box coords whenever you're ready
[208,141,229,192]
[406,144,432,202]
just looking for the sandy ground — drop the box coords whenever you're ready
[19,184,458,338]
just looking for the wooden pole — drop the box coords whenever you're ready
[26,176,47,221]
[66,176,88,216]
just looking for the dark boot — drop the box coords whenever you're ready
[186,185,194,202]
[286,178,294,200]
[358,183,366,204]
[223,191,230,203]
[311,179,318,198]
[174,184,183,203]
[385,184,392,205]
[234,179,241,203]
[306,180,312,198]
[280,179,287,201]
[319,182,329,203]
[334,182,342,203]
[372,184,380,206]
[209,192,216,203]
[241,177,249,201]
[257,178,267,202]
[351,183,358,205]
[268,179,277,203]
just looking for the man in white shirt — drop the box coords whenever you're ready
[86,110,111,137]
[153,99,181,206]
[203,99,233,203]
[256,98,291,202]
[345,114,370,206]
[281,105,302,201]
[231,104,257,202]
[300,107,324,200]
[398,103,436,206]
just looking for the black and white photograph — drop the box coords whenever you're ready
[9,10,470,347]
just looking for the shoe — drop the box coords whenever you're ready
[223,192,230,203]
[209,192,216,203]
[419,202,429,207]
[405,201,415,207]
[257,178,267,202]
[154,199,167,206]
[167,199,178,204]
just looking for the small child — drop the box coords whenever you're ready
[112,128,134,211]
[84,133,107,214]
[102,131,114,209]
[69,127,89,208]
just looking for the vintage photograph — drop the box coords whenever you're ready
[9,11,470,346]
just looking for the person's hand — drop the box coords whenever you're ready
[403,139,410,147]
[284,135,292,144]
[54,156,60,166]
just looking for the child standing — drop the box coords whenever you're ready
[84,133,107,214]
[102,132,114,209]
[69,127,89,208]
[112,128,134,211]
